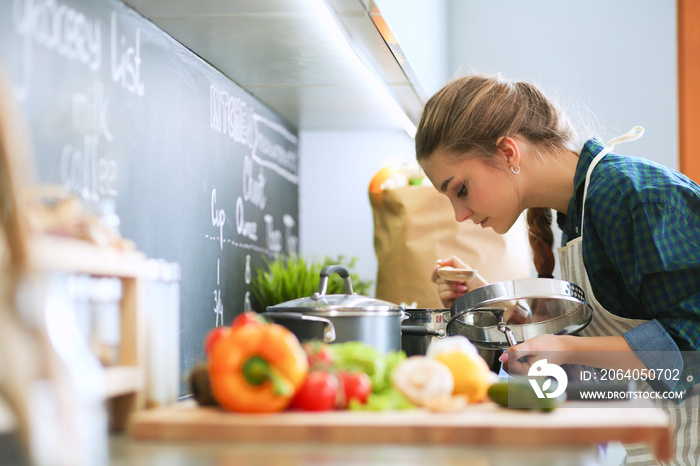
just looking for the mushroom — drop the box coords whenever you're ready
[391,356,454,407]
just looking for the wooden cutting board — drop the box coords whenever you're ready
[128,399,672,461]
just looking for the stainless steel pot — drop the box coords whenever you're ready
[400,309,448,357]
[265,265,406,353]
[447,278,593,349]
[401,308,503,372]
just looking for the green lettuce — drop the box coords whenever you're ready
[330,341,414,411]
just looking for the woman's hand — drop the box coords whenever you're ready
[432,256,479,308]
[499,334,568,375]
[500,334,645,374]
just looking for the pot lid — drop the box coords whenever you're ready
[266,265,403,315]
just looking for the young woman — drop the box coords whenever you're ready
[417,75,699,464]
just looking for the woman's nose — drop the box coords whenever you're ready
[454,206,473,223]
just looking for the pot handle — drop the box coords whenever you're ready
[497,322,518,346]
[302,315,336,342]
[316,264,354,296]
[302,315,337,342]
[401,325,445,338]
[261,312,337,343]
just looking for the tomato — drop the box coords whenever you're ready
[290,371,339,411]
[203,326,231,356]
[231,312,266,328]
[302,341,334,370]
[338,371,372,408]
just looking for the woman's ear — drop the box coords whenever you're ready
[496,136,521,170]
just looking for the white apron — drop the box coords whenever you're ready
[557,128,699,465]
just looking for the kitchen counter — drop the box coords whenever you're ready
[0,397,665,465]
[119,398,669,465]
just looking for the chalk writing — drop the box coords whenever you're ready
[72,80,113,142]
[210,84,254,147]
[211,221,224,326]
[264,214,282,254]
[61,81,118,202]
[12,0,102,98]
[242,156,266,210]
[60,135,117,200]
[211,189,226,250]
[213,287,223,326]
[110,12,144,97]
[252,114,298,185]
[204,235,274,256]
[283,214,298,254]
[245,255,251,284]
[236,197,258,241]
[244,291,252,312]
[244,256,252,312]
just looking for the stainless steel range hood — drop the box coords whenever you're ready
[123,0,426,133]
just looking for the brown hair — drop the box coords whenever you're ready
[415,75,577,277]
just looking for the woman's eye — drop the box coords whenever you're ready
[457,183,467,198]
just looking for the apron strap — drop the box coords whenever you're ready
[606,125,644,149]
[580,126,644,238]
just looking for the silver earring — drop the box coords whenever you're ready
[510,165,520,175]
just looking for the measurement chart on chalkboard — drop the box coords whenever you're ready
[0,0,299,395]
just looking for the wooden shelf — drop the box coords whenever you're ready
[30,234,146,277]
[105,366,145,398]
[29,234,147,430]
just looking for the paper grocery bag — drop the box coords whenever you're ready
[370,185,533,308]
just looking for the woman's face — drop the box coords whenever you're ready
[421,149,523,234]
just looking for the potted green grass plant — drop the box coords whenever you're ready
[251,254,371,311]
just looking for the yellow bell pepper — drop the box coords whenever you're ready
[208,318,308,413]
[426,336,492,403]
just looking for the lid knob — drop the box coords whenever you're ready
[314,265,354,299]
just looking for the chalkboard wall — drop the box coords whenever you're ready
[0,0,299,394]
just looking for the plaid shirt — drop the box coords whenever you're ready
[557,138,700,396]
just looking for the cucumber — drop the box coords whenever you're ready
[488,378,565,411]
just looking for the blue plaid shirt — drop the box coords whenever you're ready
[557,138,700,395]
